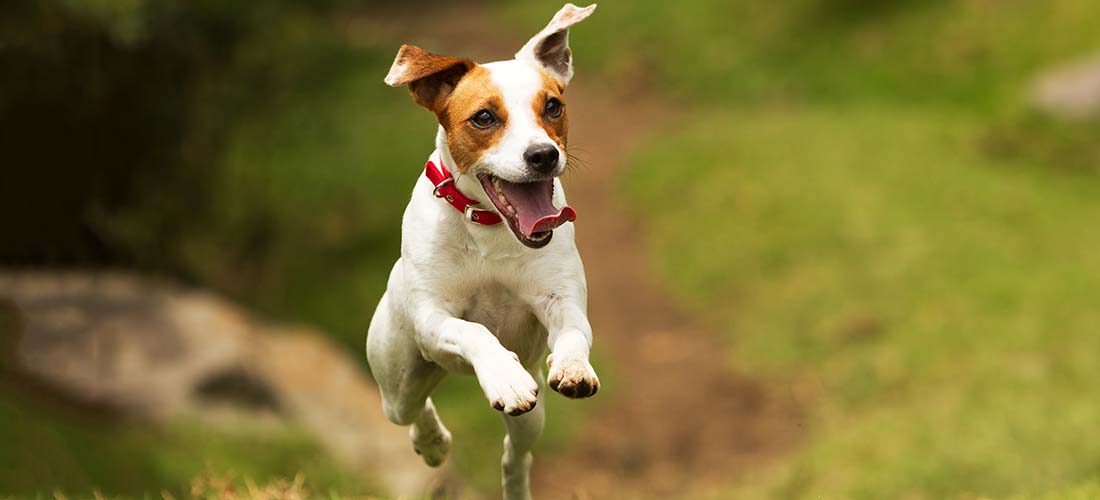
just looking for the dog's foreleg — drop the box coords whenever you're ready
[501,368,545,500]
[538,298,600,398]
[413,304,540,415]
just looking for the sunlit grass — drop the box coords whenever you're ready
[626,103,1100,498]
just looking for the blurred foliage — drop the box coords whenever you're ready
[503,0,1100,110]
[0,0,430,351]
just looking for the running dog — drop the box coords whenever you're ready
[367,4,599,499]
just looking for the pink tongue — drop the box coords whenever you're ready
[498,180,577,237]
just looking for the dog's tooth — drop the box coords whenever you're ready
[507,205,517,215]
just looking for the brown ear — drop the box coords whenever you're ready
[384,44,475,111]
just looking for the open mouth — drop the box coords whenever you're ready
[478,174,577,248]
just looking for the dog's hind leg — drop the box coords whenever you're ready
[500,367,546,500]
[368,292,452,466]
[409,397,452,467]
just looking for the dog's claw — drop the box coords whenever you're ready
[546,354,600,399]
[478,352,540,416]
[508,404,529,416]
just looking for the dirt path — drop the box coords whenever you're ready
[355,5,805,498]
[530,77,804,500]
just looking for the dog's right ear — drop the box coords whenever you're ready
[385,44,475,112]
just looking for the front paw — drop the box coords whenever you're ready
[546,353,600,399]
[476,353,540,416]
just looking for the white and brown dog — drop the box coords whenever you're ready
[366,4,599,499]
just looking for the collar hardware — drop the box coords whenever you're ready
[424,156,502,226]
[432,177,454,198]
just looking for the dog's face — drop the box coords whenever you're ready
[385,4,596,248]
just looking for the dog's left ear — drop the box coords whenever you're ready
[385,44,475,112]
[515,3,597,85]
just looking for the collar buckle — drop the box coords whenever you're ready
[464,204,482,222]
[432,177,454,198]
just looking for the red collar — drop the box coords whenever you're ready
[424,156,502,226]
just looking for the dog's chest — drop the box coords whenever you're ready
[452,279,546,365]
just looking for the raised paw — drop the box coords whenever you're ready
[410,425,452,467]
[476,354,539,416]
[546,353,600,399]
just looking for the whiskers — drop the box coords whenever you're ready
[564,146,591,177]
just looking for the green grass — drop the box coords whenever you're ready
[0,375,372,497]
[628,109,1100,500]
[562,0,1100,498]
[1023,480,1100,500]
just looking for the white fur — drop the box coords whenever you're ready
[367,6,599,499]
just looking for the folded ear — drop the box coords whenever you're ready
[515,3,597,85]
[385,44,475,111]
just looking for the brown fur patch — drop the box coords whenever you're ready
[534,70,569,151]
[438,65,508,172]
[386,45,474,111]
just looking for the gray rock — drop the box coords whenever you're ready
[1033,54,1100,121]
[0,271,438,497]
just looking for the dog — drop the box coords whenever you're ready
[366,4,600,499]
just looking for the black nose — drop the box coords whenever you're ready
[523,144,560,174]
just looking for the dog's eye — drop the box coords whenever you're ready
[469,109,497,129]
[544,97,563,119]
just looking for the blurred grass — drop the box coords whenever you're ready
[1020,480,1100,500]
[504,0,1100,110]
[496,0,1100,498]
[631,108,1100,499]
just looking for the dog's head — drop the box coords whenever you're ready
[385,4,596,248]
